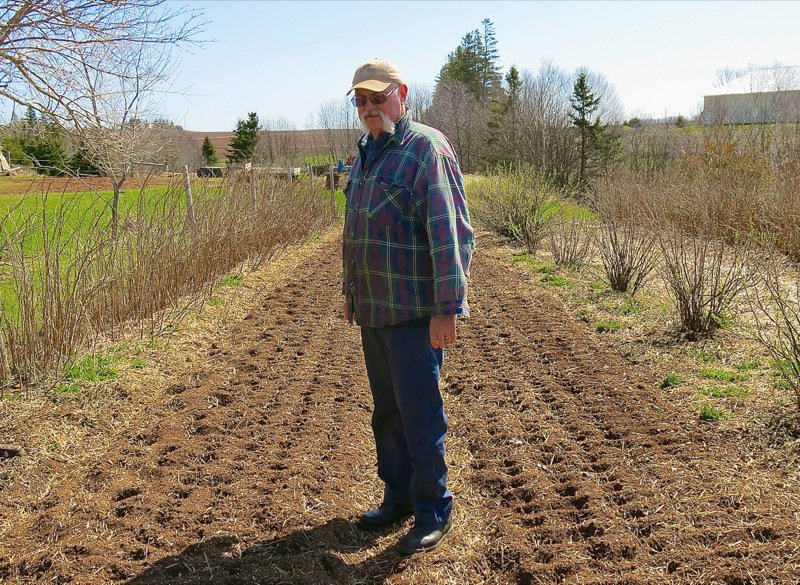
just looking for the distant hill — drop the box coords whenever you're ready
[185,128,361,164]
[185,131,233,161]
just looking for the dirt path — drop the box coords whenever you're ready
[1,230,799,584]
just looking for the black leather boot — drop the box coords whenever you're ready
[397,517,453,555]
[358,502,414,529]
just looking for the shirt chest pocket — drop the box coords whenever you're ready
[367,182,414,225]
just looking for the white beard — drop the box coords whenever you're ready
[360,109,396,135]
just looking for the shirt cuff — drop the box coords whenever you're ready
[433,300,465,316]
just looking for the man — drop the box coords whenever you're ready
[341,58,475,556]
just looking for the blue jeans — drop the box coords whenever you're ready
[360,317,452,526]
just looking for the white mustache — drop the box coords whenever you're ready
[359,109,395,134]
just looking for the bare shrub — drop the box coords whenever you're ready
[593,176,657,295]
[0,174,336,390]
[598,217,658,296]
[657,226,752,339]
[0,195,108,386]
[471,166,561,254]
[548,216,594,268]
[746,251,800,410]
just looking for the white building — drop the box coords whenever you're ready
[703,66,800,124]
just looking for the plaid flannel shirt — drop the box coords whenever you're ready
[342,113,475,328]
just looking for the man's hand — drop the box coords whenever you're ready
[430,315,456,349]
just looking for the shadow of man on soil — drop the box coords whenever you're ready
[125,517,410,585]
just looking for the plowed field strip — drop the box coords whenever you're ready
[1,230,799,585]
[443,240,800,584]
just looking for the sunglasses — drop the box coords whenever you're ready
[351,85,399,107]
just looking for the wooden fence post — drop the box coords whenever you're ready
[182,165,195,226]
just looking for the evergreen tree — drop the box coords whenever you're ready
[505,66,522,114]
[436,19,502,102]
[25,134,66,175]
[569,72,620,189]
[201,135,217,165]
[570,72,601,187]
[67,142,101,176]
[479,19,503,102]
[24,105,37,127]
[227,112,260,164]
[1,110,67,175]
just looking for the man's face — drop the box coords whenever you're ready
[355,84,407,136]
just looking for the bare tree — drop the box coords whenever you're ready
[426,80,488,172]
[150,120,203,173]
[270,116,299,167]
[315,98,360,162]
[0,1,203,124]
[0,1,204,226]
[408,82,434,124]
[515,62,577,187]
[579,68,624,125]
[70,39,172,227]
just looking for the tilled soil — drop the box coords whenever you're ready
[1,231,799,584]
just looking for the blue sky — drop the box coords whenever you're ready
[158,0,800,131]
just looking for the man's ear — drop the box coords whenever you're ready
[399,84,409,101]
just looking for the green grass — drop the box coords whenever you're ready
[542,273,570,286]
[52,381,81,395]
[335,188,346,216]
[0,186,173,251]
[659,372,685,389]
[699,403,728,422]
[687,348,718,363]
[512,254,556,272]
[769,361,796,391]
[0,185,181,313]
[735,359,761,371]
[303,154,336,165]
[700,368,744,382]
[774,377,793,391]
[769,359,794,375]
[219,274,243,287]
[697,385,749,399]
[209,296,226,307]
[147,338,166,350]
[51,352,119,396]
[548,199,595,221]
[619,298,643,316]
[509,252,570,285]
[130,357,146,370]
[588,280,607,293]
[596,319,623,332]
[68,353,118,382]
[1,391,24,401]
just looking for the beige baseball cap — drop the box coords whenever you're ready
[348,59,404,94]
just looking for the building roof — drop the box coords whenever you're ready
[707,66,800,96]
